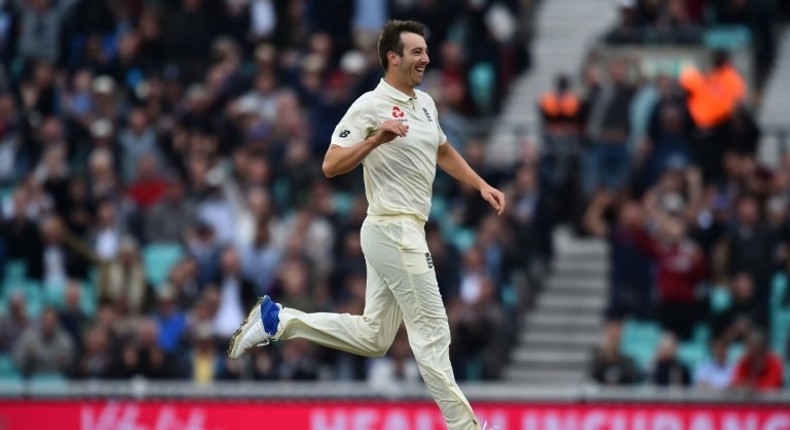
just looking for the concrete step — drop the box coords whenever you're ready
[519,330,599,346]
[525,311,602,330]
[503,368,587,384]
[551,259,609,276]
[510,348,589,366]
[546,276,608,292]
[537,294,606,312]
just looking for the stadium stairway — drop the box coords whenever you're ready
[758,28,790,167]
[487,0,616,169]
[504,227,608,384]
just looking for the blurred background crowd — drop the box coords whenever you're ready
[0,0,788,393]
[536,0,790,390]
[0,0,532,385]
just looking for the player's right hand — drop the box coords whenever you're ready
[373,120,409,145]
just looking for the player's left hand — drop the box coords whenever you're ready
[480,185,506,216]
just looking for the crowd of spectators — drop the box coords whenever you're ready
[606,0,777,86]
[535,7,787,387]
[0,0,539,384]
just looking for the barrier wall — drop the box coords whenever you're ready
[1,401,788,430]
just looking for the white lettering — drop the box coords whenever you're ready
[311,410,346,430]
[653,412,682,430]
[689,414,715,430]
[724,414,759,430]
[183,409,206,430]
[382,410,409,430]
[154,407,179,430]
[582,411,607,430]
[634,413,648,430]
[522,412,539,430]
[415,410,438,430]
[763,414,790,430]
[610,413,627,430]
[116,403,143,430]
[352,409,378,430]
[545,410,577,430]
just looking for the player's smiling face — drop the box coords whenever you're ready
[396,32,429,88]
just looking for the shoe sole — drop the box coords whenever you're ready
[227,296,265,359]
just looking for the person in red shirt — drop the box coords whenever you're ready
[731,330,785,391]
[629,211,708,340]
[126,154,168,210]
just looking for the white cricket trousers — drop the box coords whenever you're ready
[276,214,480,430]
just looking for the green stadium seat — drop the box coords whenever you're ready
[0,354,16,374]
[704,26,752,50]
[728,342,745,363]
[709,286,732,314]
[430,196,448,220]
[451,228,476,252]
[621,320,663,371]
[3,260,27,282]
[143,243,184,288]
[332,192,353,217]
[622,340,655,372]
[678,341,707,370]
[771,273,788,309]
[771,312,790,359]
[28,372,70,393]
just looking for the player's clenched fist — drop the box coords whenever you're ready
[372,120,409,145]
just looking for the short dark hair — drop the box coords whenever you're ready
[377,20,426,71]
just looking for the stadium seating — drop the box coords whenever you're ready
[142,243,184,289]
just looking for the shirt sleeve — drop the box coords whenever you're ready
[435,105,447,145]
[331,97,374,148]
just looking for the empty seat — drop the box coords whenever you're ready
[143,243,184,288]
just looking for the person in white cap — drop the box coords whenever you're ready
[228,20,505,430]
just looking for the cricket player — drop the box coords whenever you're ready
[228,20,506,430]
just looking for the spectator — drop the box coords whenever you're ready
[73,326,113,380]
[538,74,581,196]
[58,280,88,353]
[584,192,654,321]
[581,59,637,197]
[109,318,174,380]
[367,327,420,390]
[0,293,31,353]
[679,50,746,182]
[719,194,776,310]
[89,199,125,261]
[589,321,642,385]
[694,337,736,390]
[276,339,318,381]
[12,307,75,377]
[126,154,169,211]
[712,273,767,341]
[211,246,257,340]
[652,333,691,387]
[153,287,188,355]
[145,178,195,244]
[28,214,92,286]
[731,331,784,391]
[633,187,709,339]
[98,236,150,316]
[188,323,222,384]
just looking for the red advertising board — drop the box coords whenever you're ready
[0,400,788,430]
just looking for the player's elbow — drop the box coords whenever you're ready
[322,160,338,178]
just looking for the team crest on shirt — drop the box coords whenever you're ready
[392,105,405,118]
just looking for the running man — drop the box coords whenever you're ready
[228,20,506,430]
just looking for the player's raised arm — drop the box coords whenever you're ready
[321,119,408,178]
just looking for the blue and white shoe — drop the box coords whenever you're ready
[227,295,281,359]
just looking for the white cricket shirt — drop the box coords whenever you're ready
[331,79,446,222]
